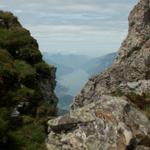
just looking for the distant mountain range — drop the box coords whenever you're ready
[43,53,74,77]
[43,52,90,69]
[43,52,117,110]
[43,52,117,77]
[83,52,117,76]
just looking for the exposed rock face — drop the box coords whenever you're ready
[47,96,150,150]
[47,0,150,150]
[72,0,150,109]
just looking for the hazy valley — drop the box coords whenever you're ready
[43,52,116,111]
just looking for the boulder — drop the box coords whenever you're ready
[47,96,150,150]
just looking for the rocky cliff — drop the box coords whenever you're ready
[47,0,150,150]
[73,0,150,110]
[0,11,58,149]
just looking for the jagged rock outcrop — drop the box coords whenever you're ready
[47,96,150,150]
[47,0,150,150]
[72,0,150,110]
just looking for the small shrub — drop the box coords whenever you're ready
[8,123,47,150]
[36,102,57,117]
[0,49,17,85]
[21,115,34,125]
[13,60,36,87]
[17,48,42,64]
[0,50,18,90]
[1,87,34,107]
[0,108,9,137]
[35,62,52,77]
[0,48,13,63]
[0,28,38,57]
[12,87,35,103]
[0,11,21,28]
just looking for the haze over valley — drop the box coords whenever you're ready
[43,52,116,110]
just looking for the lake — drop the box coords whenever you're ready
[59,69,89,96]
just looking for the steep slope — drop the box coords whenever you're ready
[0,11,58,150]
[73,0,150,111]
[47,0,150,150]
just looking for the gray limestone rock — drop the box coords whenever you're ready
[47,96,150,150]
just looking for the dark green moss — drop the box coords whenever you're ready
[8,122,47,150]
[0,28,40,61]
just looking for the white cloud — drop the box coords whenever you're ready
[13,9,23,13]
[0,4,7,9]
[0,0,138,56]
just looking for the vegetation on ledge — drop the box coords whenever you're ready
[0,11,57,150]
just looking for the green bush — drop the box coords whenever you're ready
[1,87,34,108]
[0,49,15,79]
[0,108,9,137]
[12,87,34,103]
[17,48,42,64]
[0,28,38,58]
[8,122,47,150]
[0,11,21,28]
[37,102,57,117]
[13,60,36,87]
[0,12,41,64]
[0,48,13,63]
[0,49,18,90]
[35,61,52,77]
[0,108,11,149]
[21,115,34,125]
[0,11,57,150]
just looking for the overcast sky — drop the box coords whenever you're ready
[0,0,138,56]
